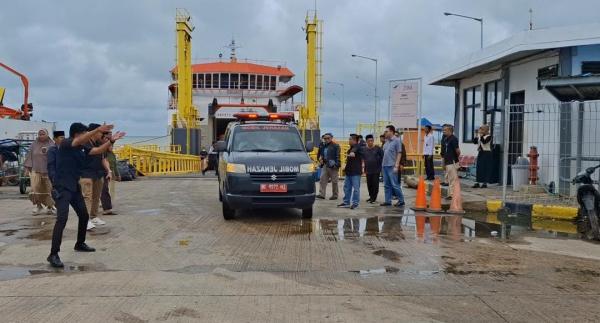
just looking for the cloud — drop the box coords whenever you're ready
[1,0,599,137]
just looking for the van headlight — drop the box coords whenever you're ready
[299,163,315,173]
[226,163,246,173]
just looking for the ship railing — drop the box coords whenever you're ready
[114,144,198,176]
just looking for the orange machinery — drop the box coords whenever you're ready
[0,62,32,120]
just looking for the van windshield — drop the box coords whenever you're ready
[231,125,305,152]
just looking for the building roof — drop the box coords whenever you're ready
[430,23,600,86]
[542,74,600,101]
[173,61,294,78]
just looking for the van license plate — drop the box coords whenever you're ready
[260,183,288,193]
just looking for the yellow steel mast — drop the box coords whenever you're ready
[173,8,199,154]
[300,10,322,147]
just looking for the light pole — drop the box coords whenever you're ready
[444,12,483,49]
[326,81,345,137]
[352,54,378,128]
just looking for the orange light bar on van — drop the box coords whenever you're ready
[268,113,294,120]
[233,113,259,119]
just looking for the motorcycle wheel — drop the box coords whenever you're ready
[588,208,600,240]
[578,208,600,241]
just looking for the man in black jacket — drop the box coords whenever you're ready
[47,130,65,186]
[362,134,383,203]
[316,133,340,200]
[338,134,363,209]
[48,123,125,268]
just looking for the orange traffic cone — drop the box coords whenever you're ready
[426,178,443,213]
[447,179,466,214]
[411,176,427,211]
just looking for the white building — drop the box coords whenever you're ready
[430,23,600,193]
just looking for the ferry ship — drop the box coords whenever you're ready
[168,40,303,149]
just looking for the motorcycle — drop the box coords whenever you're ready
[573,164,600,240]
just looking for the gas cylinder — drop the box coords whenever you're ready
[527,146,539,185]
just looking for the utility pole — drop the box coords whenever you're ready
[352,54,378,128]
[444,12,484,49]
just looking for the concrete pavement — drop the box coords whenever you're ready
[0,176,599,322]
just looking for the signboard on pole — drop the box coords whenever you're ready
[390,81,419,129]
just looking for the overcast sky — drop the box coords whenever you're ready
[2,0,600,137]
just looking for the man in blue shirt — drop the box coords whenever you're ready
[381,125,405,207]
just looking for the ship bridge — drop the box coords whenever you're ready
[169,53,303,149]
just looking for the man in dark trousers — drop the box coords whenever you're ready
[363,134,383,203]
[423,125,435,181]
[47,123,125,268]
[316,133,341,200]
[47,130,65,186]
[338,134,363,209]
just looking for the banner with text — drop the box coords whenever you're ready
[391,81,419,129]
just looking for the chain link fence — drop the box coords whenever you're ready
[502,100,600,207]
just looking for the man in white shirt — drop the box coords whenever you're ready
[423,125,435,180]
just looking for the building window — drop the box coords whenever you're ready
[229,73,238,89]
[212,73,219,89]
[257,75,263,90]
[241,74,249,89]
[484,80,504,140]
[537,64,558,90]
[198,74,205,88]
[463,85,482,143]
[206,73,212,88]
[192,73,198,88]
[270,76,276,90]
[220,73,229,89]
[250,75,256,89]
[582,61,600,74]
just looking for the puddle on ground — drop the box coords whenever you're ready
[0,264,107,281]
[349,266,400,275]
[373,249,402,262]
[248,207,586,244]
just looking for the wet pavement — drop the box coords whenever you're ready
[0,177,600,322]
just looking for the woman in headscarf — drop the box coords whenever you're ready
[24,129,55,215]
[472,124,493,188]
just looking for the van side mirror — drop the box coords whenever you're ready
[305,141,314,152]
[215,141,227,152]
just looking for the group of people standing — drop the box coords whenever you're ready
[315,121,493,206]
[425,123,493,199]
[23,123,126,268]
[316,125,406,209]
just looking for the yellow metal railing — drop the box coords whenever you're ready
[114,145,200,176]
[131,144,182,154]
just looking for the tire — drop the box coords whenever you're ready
[588,208,600,240]
[222,200,235,220]
[19,180,27,194]
[301,207,313,219]
[577,208,600,241]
